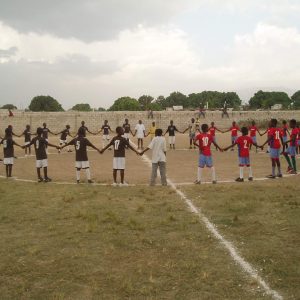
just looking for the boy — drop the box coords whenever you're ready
[248,121,261,151]
[146,121,156,140]
[283,119,298,174]
[261,123,272,153]
[101,126,140,186]
[19,124,34,156]
[0,128,23,177]
[79,121,94,137]
[57,125,73,153]
[24,127,59,182]
[223,127,261,182]
[281,120,290,144]
[97,120,113,149]
[134,120,146,150]
[185,118,197,149]
[61,127,101,183]
[140,128,167,186]
[122,119,133,143]
[261,119,283,179]
[42,122,55,154]
[194,124,222,184]
[209,122,223,151]
[223,121,240,151]
[164,120,181,149]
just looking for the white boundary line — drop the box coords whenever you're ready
[134,143,283,300]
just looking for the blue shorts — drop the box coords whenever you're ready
[239,156,250,166]
[231,136,237,143]
[189,133,195,139]
[269,148,280,159]
[251,136,257,144]
[199,154,213,168]
[282,136,287,143]
[286,146,296,157]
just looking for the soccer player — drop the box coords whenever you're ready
[146,121,156,141]
[184,118,197,149]
[79,121,94,137]
[261,119,283,179]
[223,127,261,182]
[0,128,23,177]
[209,122,223,151]
[223,121,240,151]
[24,127,60,182]
[140,128,167,186]
[100,126,140,186]
[281,120,290,144]
[61,127,101,183]
[57,125,73,153]
[122,119,133,144]
[134,120,146,150]
[260,123,272,153]
[97,120,113,149]
[42,122,55,154]
[19,124,34,156]
[248,121,262,151]
[194,123,222,184]
[283,119,298,174]
[164,120,181,149]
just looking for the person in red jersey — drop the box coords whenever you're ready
[281,120,290,144]
[223,121,240,151]
[208,122,223,151]
[224,127,262,182]
[260,122,272,153]
[248,120,262,151]
[261,119,283,179]
[283,119,298,174]
[193,123,222,184]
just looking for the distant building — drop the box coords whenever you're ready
[271,104,283,110]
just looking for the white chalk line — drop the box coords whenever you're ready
[132,142,283,300]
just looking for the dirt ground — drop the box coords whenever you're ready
[1,132,298,184]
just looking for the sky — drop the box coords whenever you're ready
[0,0,299,109]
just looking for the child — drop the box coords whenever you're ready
[19,124,33,156]
[193,124,222,184]
[97,120,113,149]
[261,123,272,153]
[146,121,156,141]
[134,120,146,150]
[24,127,59,182]
[0,128,22,177]
[184,118,197,149]
[57,125,73,153]
[42,122,55,154]
[140,128,167,186]
[61,127,101,183]
[248,120,262,151]
[283,119,298,174]
[261,119,283,179]
[223,127,261,182]
[164,120,181,149]
[223,121,240,151]
[101,126,140,186]
[122,119,133,143]
[79,121,94,137]
[281,120,290,144]
[209,122,223,151]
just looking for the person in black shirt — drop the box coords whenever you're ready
[100,126,140,186]
[42,122,55,154]
[19,124,34,156]
[164,120,182,149]
[78,121,94,137]
[61,127,101,184]
[96,120,113,149]
[0,128,22,177]
[56,125,73,153]
[23,127,59,182]
[122,118,134,147]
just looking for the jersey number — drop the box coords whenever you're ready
[3,140,7,148]
[35,140,40,149]
[114,140,120,150]
[76,141,80,150]
[275,131,280,140]
[244,140,248,149]
[202,137,209,146]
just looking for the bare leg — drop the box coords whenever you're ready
[113,169,117,183]
[120,170,125,183]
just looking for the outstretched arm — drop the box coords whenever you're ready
[47,142,60,149]
[140,147,150,155]
[213,141,224,151]
[127,143,140,155]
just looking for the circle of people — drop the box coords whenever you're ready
[0,117,299,186]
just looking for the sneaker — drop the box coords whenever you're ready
[277,174,283,178]
[88,180,94,184]
[194,180,201,184]
[212,180,217,184]
[44,177,52,182]
[38,177,44,182]
[111,182,118,187]
[248,177,253,181]
[235,177,244,182]
[267,175,276,179]
[120,182,128,187]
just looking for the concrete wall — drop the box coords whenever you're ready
[1,110,300,135]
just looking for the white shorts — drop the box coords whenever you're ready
[36,159,48,168]
[113,157,125,170]
[102,135,110,140]
[60,139,67,144]
[3,157,14,165]
[168,136,175,144]
[25,141,31,146]
[123,133,130,139]
[75,161,90,169]
[137,134,144,139]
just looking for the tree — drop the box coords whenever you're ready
[165,92,188,108]
[249,91,291,109]
[29,95,64,111]
[98,107,106,111]
[138,95,154,110]
[1,104,17,109]
[108,97,140,111]
[72,103,92,111]
[291,91,300,109]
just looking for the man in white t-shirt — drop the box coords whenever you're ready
[140,128,167,186]
[134,120,146,149]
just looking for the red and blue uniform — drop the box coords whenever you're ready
[195,133,213,168]
[236,135,253,166]
[230,126,240,143]
[282,125,288,143]
[249,126,258,143]
[269,127,282,159]
[286,128,299,157]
